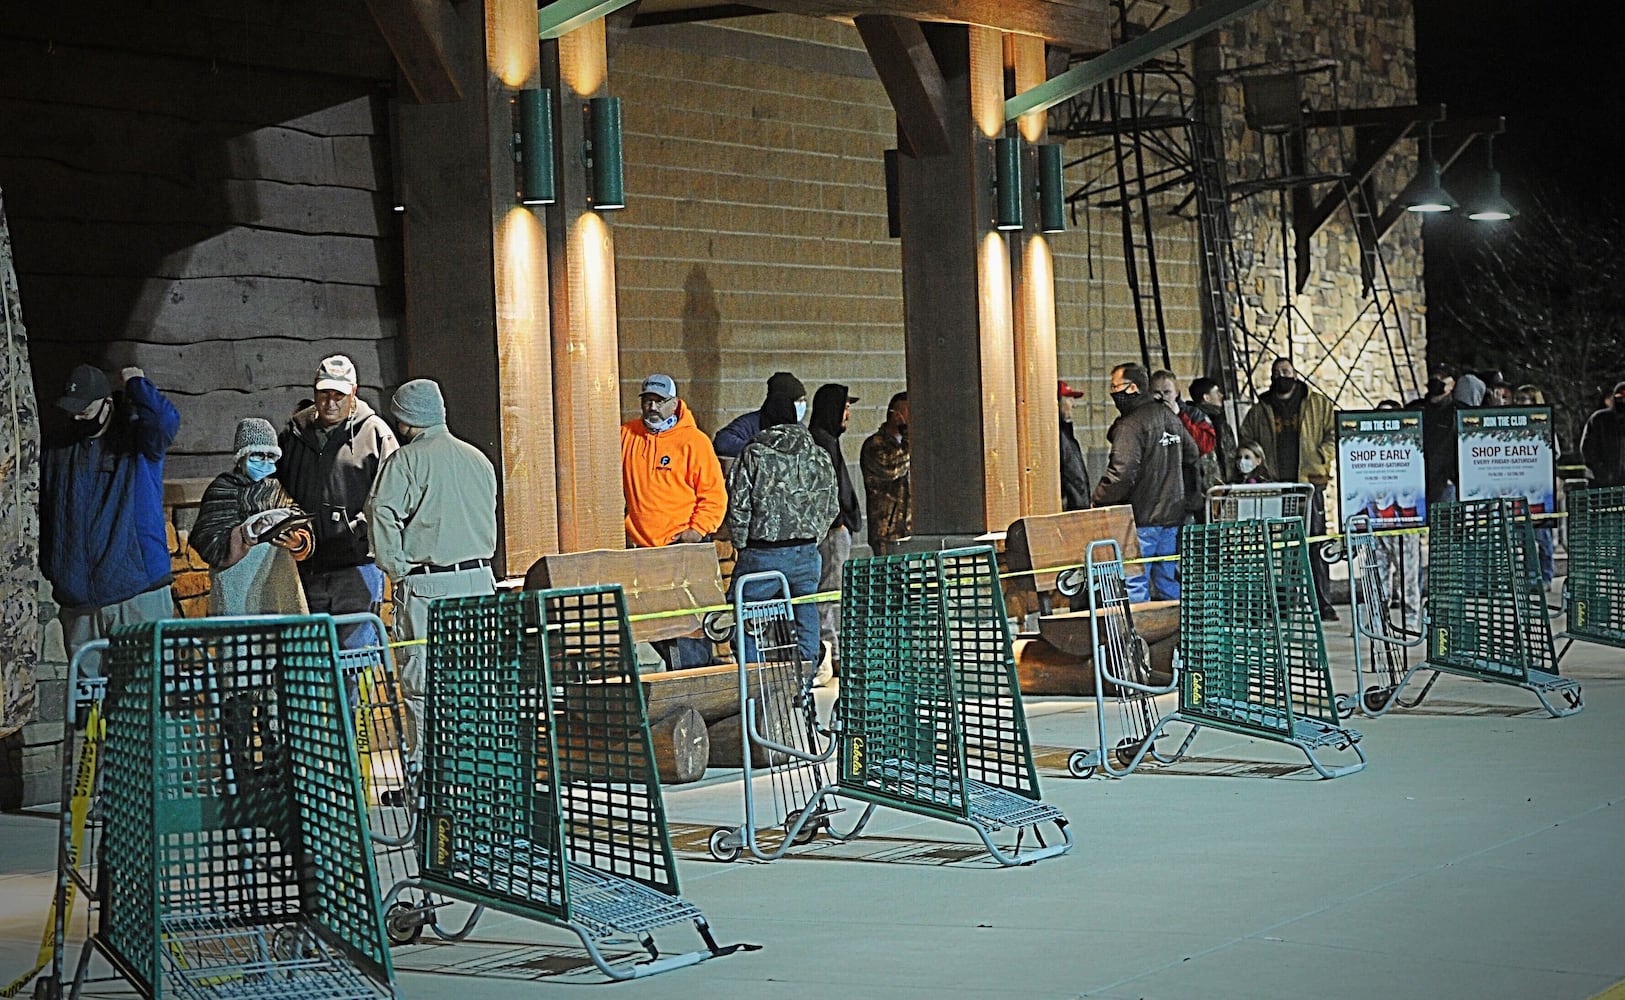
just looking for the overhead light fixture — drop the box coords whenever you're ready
[1468,135,1516,222]
[1404,124,1457,214]
[586,96,625,211]
[1037,143,1066,234]
[994,136,1024,231]
[514,88,555,206]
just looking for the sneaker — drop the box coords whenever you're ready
[812,641,835,688]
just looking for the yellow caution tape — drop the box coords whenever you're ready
[2,708,101,998]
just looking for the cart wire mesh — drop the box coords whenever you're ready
[1177,519,1341,737]
[1563,486,1625,647]
[97,616,396,999]
[418,587,680,928]
[1426,498,1559,682]
[1207,483,1314,524]
[838,546,1042,821]
[738,580,831,830]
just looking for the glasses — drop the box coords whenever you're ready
[247,452,278,463]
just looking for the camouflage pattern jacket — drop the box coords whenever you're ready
[860,427,910,548]
[725,423,839,546]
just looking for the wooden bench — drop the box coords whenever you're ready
[1004,506,1180,696]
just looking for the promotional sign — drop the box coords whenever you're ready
[1336,410,1427,527]
[1456,406,1556,511]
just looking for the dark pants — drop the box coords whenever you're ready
[1309,485,1334,612]
[300,563,385,648]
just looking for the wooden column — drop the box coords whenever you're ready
[397,0,560,574]
[1008,33,1060,517]
[542,23,626,553]
[868,21,1020,538]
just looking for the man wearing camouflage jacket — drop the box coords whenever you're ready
[725,375,839,668]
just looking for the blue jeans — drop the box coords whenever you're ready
[1533,526,1555,586]
[1132,525,1180,601]
[730,543,822,666]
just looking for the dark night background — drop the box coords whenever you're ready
[1413,4,1625,439]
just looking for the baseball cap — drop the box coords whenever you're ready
[1057,379,1085,398]
[56,364,112,413]
[315,355,358,393]
[640,374,677,400]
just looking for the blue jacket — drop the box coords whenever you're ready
[712,410,762,458]
[40,377,181,610]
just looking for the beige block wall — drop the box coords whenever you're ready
[610,14,1205,474]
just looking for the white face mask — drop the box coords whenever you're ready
[1237,456,1258,474]
[794,400,807,422]
[643,412,678,434]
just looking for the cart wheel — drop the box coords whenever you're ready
[1114,736,1151,768]
[385,900,425,946]
[1363,687,1391,713]
[708,827,742,863]
[1066,750,1095,779]
[784,810,819,845]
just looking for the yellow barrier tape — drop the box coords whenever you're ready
[373,510,1571,638]
[3,708,101,998]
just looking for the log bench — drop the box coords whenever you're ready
[525,544,771,782]
[1004,506,1181,696]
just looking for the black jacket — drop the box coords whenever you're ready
[1091,395,1199,527]
[1581,407,1625,488]
[1060,418,1091,511]
[1407,394,1460,502]
[277,399,398,571]
[809,383,861,533]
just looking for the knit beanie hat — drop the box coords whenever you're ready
[233,418,281,461]
[391,378,447,427]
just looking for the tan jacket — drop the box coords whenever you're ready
[366,425,498,579]
[1240,383,1338,486]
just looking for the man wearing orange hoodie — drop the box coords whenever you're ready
[620,373,727,668]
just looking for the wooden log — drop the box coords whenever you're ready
[647,706,709,784]
[1035,600,1180,657]
[706,701,796,769]
[1012,634,1178,697]
[565,661,766,730]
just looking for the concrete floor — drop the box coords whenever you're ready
[4,614,1623,999]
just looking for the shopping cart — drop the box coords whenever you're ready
[1207,482,1314,524]
[381,587,753,980]
[1063,540,1180,778]
[827,546,1072,866]
[1340,515,1432,717]
[1559,485,1625,658]
[706,570,840,862]
[49,615,401,1000]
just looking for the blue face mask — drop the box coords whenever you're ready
[244,458,277,482]
[794,400,808,422]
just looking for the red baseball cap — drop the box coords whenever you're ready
[1057,380,1085,398]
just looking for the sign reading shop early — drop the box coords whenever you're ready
[1336,410,1427,528]
[1456,407,1556,513]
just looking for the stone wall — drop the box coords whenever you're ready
[1212,0,1426,408]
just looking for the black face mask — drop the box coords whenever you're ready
[1110,390,1138,415]
[1270,376,1296,396]
[1198,400,1223,417]
[1426,378,1447,397]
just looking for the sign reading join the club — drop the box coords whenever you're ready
[1336,410,1426,528]
[1456,406,1555,513]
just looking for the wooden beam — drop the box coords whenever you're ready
[750,0,1109,49]
[1005,0,1270,120]
[0,2,394,80]
[361,0,463,104]
[855,15,951,158]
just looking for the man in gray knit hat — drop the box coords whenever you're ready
[366,378,498,775]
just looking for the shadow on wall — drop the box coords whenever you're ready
[682,264,721,434]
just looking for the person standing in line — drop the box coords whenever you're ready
[620,373,727,670]
[808,382,861,685]
[189,417,314,616]
[1188,376,1234,483]
[713,371,807,459]
[1152,370,1219,515]
[277,355,398,649]
[1239,357,1340,620]
[366,379,498,772]
[1059,380,1091,511]
[1513,384,1559,588]
[1580,381,1625,489]
[40,364,181,660]
[860,391,911,555]
[1091,362,1198,602]
[726,380,838,673]
[1371,399,1422,624]
[1407,366,1461,504]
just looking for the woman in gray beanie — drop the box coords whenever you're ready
[190,417,313,615]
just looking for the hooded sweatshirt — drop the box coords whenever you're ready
[726,401,838,547]
[808,383,861,534]
[620,401,727,547]
[1452,373,1487,407]
[278,398,398,571]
